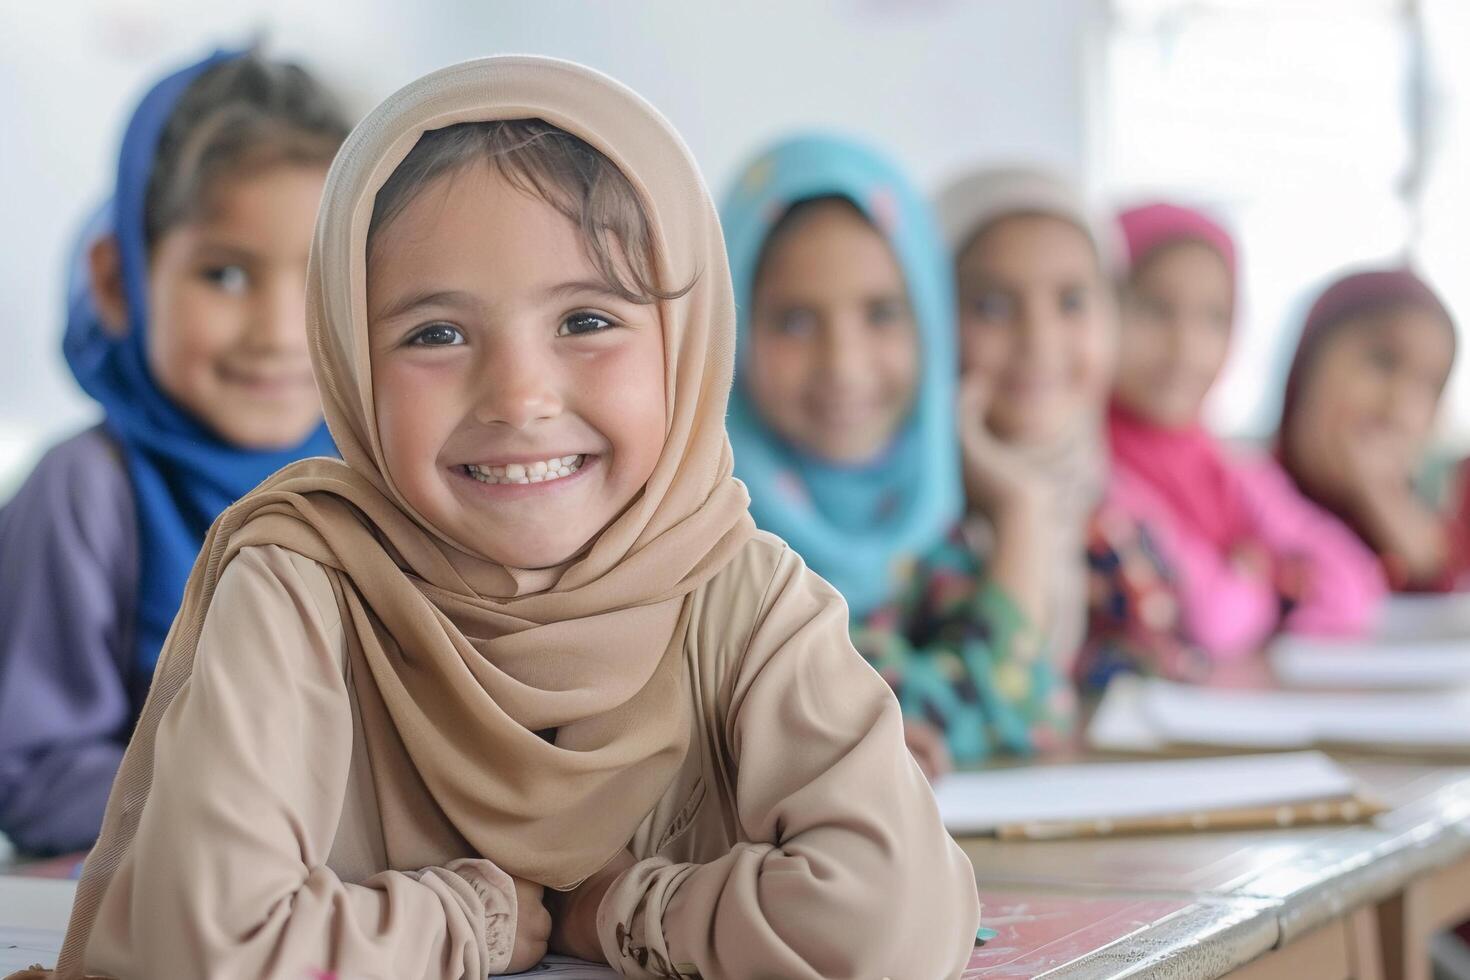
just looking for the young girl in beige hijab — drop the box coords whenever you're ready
[18,57,978,980]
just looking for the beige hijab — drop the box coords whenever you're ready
[935,165,1118,661]
[54,55,754,974]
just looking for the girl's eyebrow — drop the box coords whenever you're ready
[190,239,260,263]
[375,288,480,322]
[541,279,627,303]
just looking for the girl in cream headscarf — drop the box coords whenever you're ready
[934,170,1206,696]
[18,57,978,980]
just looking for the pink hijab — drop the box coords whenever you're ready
[1107,202,1251,553]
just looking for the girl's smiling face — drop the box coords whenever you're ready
[1113,241,1234,428]
[956,214,1114,444]
[746,199,920,465]
[119,164,330,449]
[367,162,666,569]
[1286,304,1454,488]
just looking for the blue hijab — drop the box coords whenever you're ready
[63,49,337,676]
[722,135,961,618]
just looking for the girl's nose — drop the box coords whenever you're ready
[472,339,564,430]
[245,272,311,356]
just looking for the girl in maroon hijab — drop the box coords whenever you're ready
[1278,267,1465,591]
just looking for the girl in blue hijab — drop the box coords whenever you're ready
[723,134,962,619]
[0,49,349,854]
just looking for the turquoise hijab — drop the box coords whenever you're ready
[722,134,961,618]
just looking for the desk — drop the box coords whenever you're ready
[967,887,1280,978]
[5,759,1469,978]
[0,872,1284,980]
[960,757,1470,978]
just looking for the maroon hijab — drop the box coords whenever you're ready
[1278,267,1455,463]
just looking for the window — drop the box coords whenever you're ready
[1100,0,1462,442]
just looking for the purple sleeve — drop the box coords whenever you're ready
[0,427,138,854]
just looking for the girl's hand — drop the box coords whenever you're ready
[506,877,552,973]
[1229,540,1273,582]
[1338,424,1414,509]
[957,373,1052,518]
[548,850,638,964]
[903,719,953,782]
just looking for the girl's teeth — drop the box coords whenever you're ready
[465,455,586,485]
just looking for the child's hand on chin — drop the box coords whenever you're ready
[957,373,1053,518]
[507,877,553,973]
[548,849,638,963]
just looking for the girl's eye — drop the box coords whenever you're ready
[558,312,616,337]
[1366,344,1399,374]
[409,323,465,347]
[867,298,909,329]
[771,308,817,337]
[203,265,249,295]
[1133,296,1171,324]
[1059,287,1088,315]
[972,292,1012,321]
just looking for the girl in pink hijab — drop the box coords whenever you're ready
[1104,203,1385,660]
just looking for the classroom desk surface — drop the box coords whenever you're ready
[4,758,1466,978]
[959,756,1470,949]
[966,887,1282,979]
[0,872,1288,980]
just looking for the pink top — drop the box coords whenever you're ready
[1106,450,1387,659]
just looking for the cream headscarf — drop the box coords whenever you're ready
[933,165,1119,663]
[55,55,754,974]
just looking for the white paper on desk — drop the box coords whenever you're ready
[1085,674,1165,751]
[503,956,618,978]
[0,926,64,973]
[0,935,617,978]
[0,872,616,978]
[1374,593,1470,641]
[1272,634,1470,690]
[1088,676,1470,752]
[0,940,614,975]
[932,750,1358,835]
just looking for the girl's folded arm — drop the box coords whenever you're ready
[1161,521,1280,658]
[1112,470,1278,659]
[597,546,979,980]
[1235,456,1387,634]
[85,545,517,980]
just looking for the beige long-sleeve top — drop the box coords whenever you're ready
[79,532,979,980]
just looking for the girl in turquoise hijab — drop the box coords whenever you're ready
[723,134,962,620]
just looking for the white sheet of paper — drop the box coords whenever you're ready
[1272,634,1470,689]
[0,876,618,977]
[1085,674,1165,751]
[1374,592,1470,641]
[503,955,619,978]
[0,877,74,972]
[0,924,64,973]
[932,750,1358,835]
[0,933,618,977]
[1088,676,1470,752]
